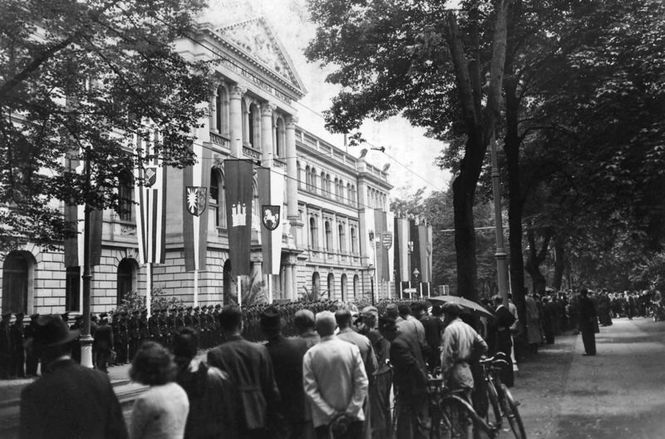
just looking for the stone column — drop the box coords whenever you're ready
[209,86,218,133]
[261,103,275,167]
[284,257,294,300]
[286,116,298,220]
[229,85,243,157]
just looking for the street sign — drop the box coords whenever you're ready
[382,232,393,250]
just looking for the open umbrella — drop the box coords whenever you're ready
[428,295,495,319]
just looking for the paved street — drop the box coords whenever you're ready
[516,318,665,438]
[1,319,664,438]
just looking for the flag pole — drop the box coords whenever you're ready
[194,268,199,307]
[146,262,152,318]
[237,275,242,308]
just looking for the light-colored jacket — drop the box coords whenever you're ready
[129,382,189,439]
[303,335,369,428]
[441,318,488,390]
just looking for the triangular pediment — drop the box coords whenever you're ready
[216,17,306,97]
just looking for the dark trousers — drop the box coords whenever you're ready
[581,325,596,355]
[315,421,363,439]
[395,396,429,439]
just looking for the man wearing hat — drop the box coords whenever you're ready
[379,315,428,439]
[94,313,114,373]
[260,306,310,439]
[20,314,128,438]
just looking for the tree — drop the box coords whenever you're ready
[0,0,211,251]
[306,0,512,301]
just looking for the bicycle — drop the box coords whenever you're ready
[427,374,499,439]
[478,353,527,439]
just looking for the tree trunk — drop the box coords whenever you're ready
[524,227,552,294]
[552,235,566,290]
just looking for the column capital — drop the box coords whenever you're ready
[286,115,298,129]
[230,85,245,99]
[261,102,276,116]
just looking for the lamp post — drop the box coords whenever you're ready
[490,135,510,306]
[80,150,93,368]
[413,267,421,298]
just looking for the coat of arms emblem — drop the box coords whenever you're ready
[144,167,157,187]
[261,205,280,231]
[186,186,207,216]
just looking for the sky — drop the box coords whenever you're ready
[205,0,451,199]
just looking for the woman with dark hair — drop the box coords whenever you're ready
[129,341,189,439]
[173,327,239,439]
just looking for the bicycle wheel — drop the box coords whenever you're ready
[500,384,527,439]
[484,379,502,429]
[440,394,497,439]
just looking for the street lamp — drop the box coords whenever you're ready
[490,135,509,306]
[413,267,421,298]
[407,240,414,289]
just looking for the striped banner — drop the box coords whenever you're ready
[134,131,166,265]
[257,166,284,275]
[397,216,410,280]
[418,222,433,283]
[374,210,390,281]
[63,152,102,268]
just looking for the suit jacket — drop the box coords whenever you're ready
[265,335,309,424]
[207,335,282,432]
[389,332,428,402]
[20,358,128,439]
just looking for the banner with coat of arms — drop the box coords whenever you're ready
[257,166,284,275]
[183,143,211,272]
[224,159,254,276]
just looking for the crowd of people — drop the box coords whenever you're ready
[12,286,665,439]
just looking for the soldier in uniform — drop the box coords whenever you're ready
[0,312,13,379]
[11,313,25,378]
[148,308,161,342]
[24,313,40,377]
[184,306,193,328]
[117,311,129,364]
[176,307,186,332]
[212,304,222,346]
[128,310,140,361]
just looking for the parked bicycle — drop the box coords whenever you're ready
[427,373,499,439]
[478,353,527,439]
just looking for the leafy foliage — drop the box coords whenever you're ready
[0,0,211,251]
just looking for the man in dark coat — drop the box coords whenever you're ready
[24,314,40,377]
[207,305,284,439]
[94,313,114,373]
[11,313,26,378]
[20,314,128,439]
[579,288,597,356]
[379,316,429,439]
[0,312,13,379]
[260,307,310,439]
[492,295,517,387]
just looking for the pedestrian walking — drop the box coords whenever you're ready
[579,288,598,356]
[303,310,368,439]
[173,327,239,439]
[491,295,516,387]
[129,341,189,439]
[207,305,284,439]
[19,314,128,439]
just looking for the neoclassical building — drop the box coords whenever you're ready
[0,16,394,315]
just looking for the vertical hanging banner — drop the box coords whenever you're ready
[63,151,102,268]
[410,218,421,282]
[134,130,167,265]
[183,143,210,271]
[257,166,285,275]
[418,221,433,283]
[374,210,390,281]
[224,159,254,276]
[393,216,401,286]
[398,216,410,281]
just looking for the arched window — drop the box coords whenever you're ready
[309,216,318,249]
[118,170,134,221]
[310,167,317,192]
[216,85,230,136]
[350,226,358,254]
[305,165,311,190]
[2,251,33,314]
[321,171,327,195]
[341,274,348,301]
[327,273,335,299]
[353,275,359,299]
[274,117,285,157]
[324,220,332,251]
[210,169,227,228]
[248,103,258,148]
[338,224,346,253]
[117,258,138,305]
